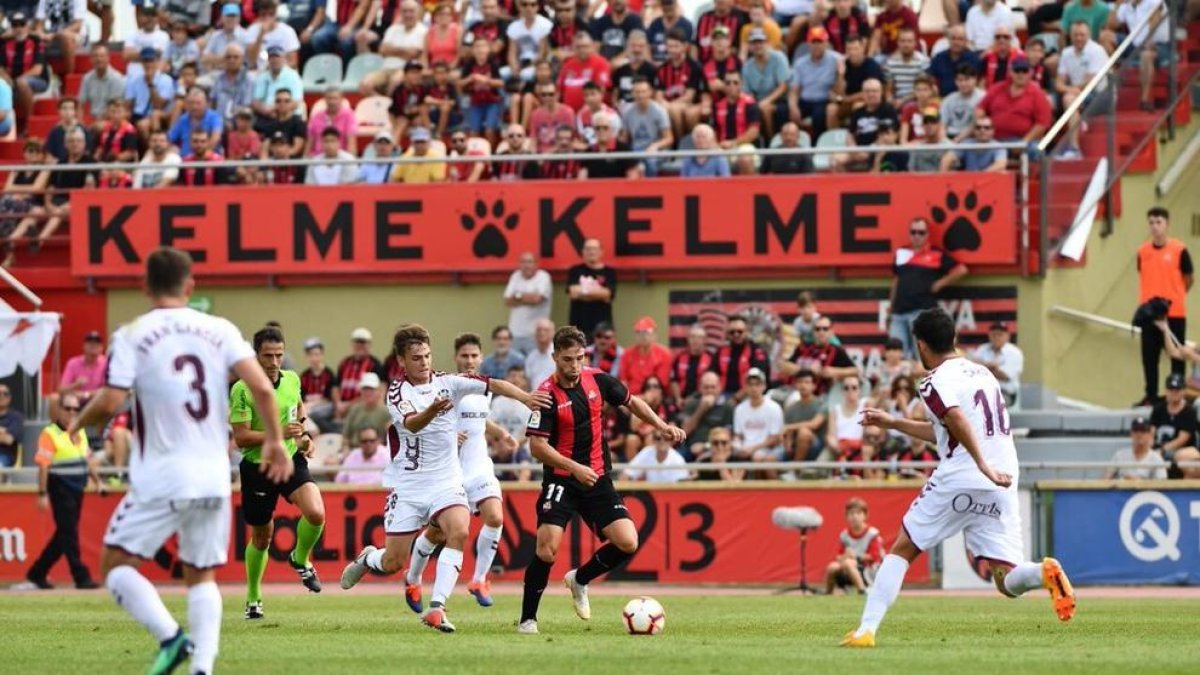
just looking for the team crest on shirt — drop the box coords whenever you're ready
[587,389,598,400]
[397,400,416,416]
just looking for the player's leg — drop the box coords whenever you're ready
[842,527,921,646]
[239,459,278,617]
[342,490,418,588]
[423,504,470,633]
[563,516,637,621]
[824,560,842,594]
[404,525,442,613]
[285,467,326,592]
[841,558,866,593]
[177,497,232,675]
[519,523,564,631]
[469,495,504,607]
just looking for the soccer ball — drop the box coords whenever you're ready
[622,597,665,635]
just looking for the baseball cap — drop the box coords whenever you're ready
[270,130,288,144]
[745,367,766,383]
[878,118,897,132]
[634,316,657,332]
[360,372,382,390]
[374,130,394,143]
[988,321,1009,332]
[1131,416,1152,431]
[221,2,241,16]
[84,330,103,343]
[266,44,285,57]
[139,46,159,60]
[711,25,730,38]
[10,11,27,25]
[409,127,432,142]
[1011,56,1031,72]
[1166,373,1186,390]
[303,337,324,351]
[921,106,941,123]
[748,27,767,42]
[807,26,829,43]
[351,327,373,342]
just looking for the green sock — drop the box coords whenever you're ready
[290,517,324,568]
[245,544,268,603]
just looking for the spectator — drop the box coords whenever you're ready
[587,322,624,376]
[693,426,744,480]
[1150,373,1196,458]
[885,29,930,104]
[681,123,731,178]
[887,218,968,357]
[212,44,254,126]
[1024,37,1056,95]
[425,62,462,138]
[246,0,302,69]
[590,0,644,61]
[737,0,782,59]
[0,12,46,134]
[976,57,1051,142]
[1,140,49,262]
[941,65,984,141]
[781,369,827,462]
[334,427,388,484]
[1106,417,1168,479]
[524,318,557,388]
[540,125,584,179]
[178,129,233,187]
[548,1,586,62]
[825,373,866,464]
[306,127,358,185]
[335,327,384,418]
[529,82,575,153]
[168,87,223,156]
[1137,207,1192,406]
[621,77,673,176]
[577,83,621,147]
[670,324,716,401]
[824,497,885,594]
[612,30,658,107]
[123,6,169,81]
[34,0,85,76]
[835,78,899,172]
[341,372,391,452]
[462,0,509,68]
[680,371,736,459]
[514,60,554,129]
[741,26,789,138]
[941,114,1007,172]
[167,62,201,129]
[0,383,23,469]
[389,62,430,142]
[822,0,868,55]
[507,0,553,83]
[363,1,428,87]
[358,131,398,184]
[1062,0,1114,52]
[791,291,823,345]
[1056,21,1109,158]
[713,315,770,398]
[33,129,94,248]
[870,118,909,173]
[251,45,304,125]
[702,24,741,95]
[980,25,1024,89]
[873,338,913,396]
[559,32,613,114]
[873,0,919,57]
[78,44,125,125]
[308,87,357,156]
[828,34,885,130]
[927,24,982,98]
[733,368,786,473]
[59,331,106,404]
[713,70,760,149]
[782,313,856,394]
[625,431,691,482]
[1111,0,1170,112]
[393,127,448,183]
[202,4,253,77]
[447,130,489,182]
[759,121,813,174]
[300,337,338,432]
[493,124,540,180]
[568,238,617,338]
[788,26,836,137]
[504,251,553,355]
[971,322,1024,407]
[619,316,673,395]
[695,0,748,62]
[647,0,693,64]
[132,130,181,189]
[259,132,306,184]
[482,326,526,378]
[164,21,200,77]
[94,99,138,164]
[965,0,1016,52]
[908,108,948,173]
[425,2,461,70]
[489,366,534,481]
[900,76,940,142]
[255,88,306,158]
[44,97,88,164]
[333,0,377,62]
[657,28,705,141]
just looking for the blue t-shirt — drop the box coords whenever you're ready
[0,79,12,135]
[681,156,731,178]
[168,109,224,155]
[125,72,175,117]
[955,138,1007,171]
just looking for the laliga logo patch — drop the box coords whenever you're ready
[528,411,541,427]
[1119,491,1181,562]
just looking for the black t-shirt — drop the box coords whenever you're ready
[1150,400,1198,448]
[50,156,97,190]
[761,151,813,175]
[788,343,854,395]
[612,60,658,105]
[527,370,630,479]
[589,13,645,61]
[567,263,617,337]
[878,149,909,172]
[892,246,958,313]
[843,57,885,96]
[584,141,636,178]
[254,114,306,148]
[848,103,899,146]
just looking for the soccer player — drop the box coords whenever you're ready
[519,326,686,635]
[404,333,519,610]
[842,308,1075,648]
[71,247,292,675]
[231,326,327,620]
[340,324,549,633]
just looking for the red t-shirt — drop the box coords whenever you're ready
[873,7,918,55]
[618,343,673,396]
[557,54,613,111]
[978,81,1052,141]
[529,104,576,152]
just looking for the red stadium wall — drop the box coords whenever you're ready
[0,486,927,585]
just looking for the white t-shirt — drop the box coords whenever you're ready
[457,391,494,481]
[125,28,171,80]
[384,372,488,490]
[506,15,553,63]
[734,398,785,453]
[918,356,1019,491]
[965,3,1015,51]
[245,21,302,70]
[626,446,690,483]
[106,307,254,501]
[132,151,181,189]
[1108,448,1168,480]
[305,150,357,185]
[1058,40,1109,90]
[972,342,1024,396]
[382,22,428,57]
[524,347,555,391]
[504,269,553,339]
[1116,0,1169,47]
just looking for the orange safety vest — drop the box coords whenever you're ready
[1138,238,1189,319]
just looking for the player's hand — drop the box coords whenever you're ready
[457,431,468,448]
[981,465,1013,488]
[571,463,599,487]
[525,390,552,410]
[658,424,686,444]
[860,407,896,429]
[260,440,294,484]
[284,421,306,439]
[36,494,49,511]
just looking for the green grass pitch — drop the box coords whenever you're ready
[3,591,1198,674]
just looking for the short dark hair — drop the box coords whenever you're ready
[454,332,483,353]
[321,126,340,139]
[727,314,748,326]
[884,337,904,351]
[145,247,192,298]
[582,81,600,92]
[592,321,615,337]
[1147,206,1170,220]
[392,324,431,358]
[666,27,689,43]
[794,369,815,382]
[955,63,978,78]
[253,326,285,352]
[554,326,588,352]
[912,307,957,354]
[796,290,814,307]
[845,497,869,515]
[491,325,511,340]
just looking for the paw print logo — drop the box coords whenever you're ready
[460,198,519,259]
[931,190,993,253]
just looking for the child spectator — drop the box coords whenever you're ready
[824,497,886,594]
[166,21,201,77]
[227,109,263,183]
[388,62,431,143]
[461,39,505,146]
[95,99,139,163]
[941,65,985,141]
[899,74,939,143]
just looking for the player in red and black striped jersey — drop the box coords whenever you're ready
[518,326,684,634]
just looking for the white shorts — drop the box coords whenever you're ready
[384,483,468,535]
[464,474,502,514]
[103,493,232,570]
[902,484,1023,566]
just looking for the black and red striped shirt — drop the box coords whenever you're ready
[656,57,704,102]
[0,37,44,78]
[550,18,587,52]
[335,354,384,404]
[694,9,747,61]
[540,157,581,179]
[96,121,138,162]
[527,368,630,479]
[711,342,769,395]
[702,54,741,85]
[179,152,230,186]
[787,343,854,395]
[670,348,715,399]
[261,164,303,185]
[301,366,336,400]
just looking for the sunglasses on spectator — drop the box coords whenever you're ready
[727,329,745,335]
[654,434,669,441]
[62,406,81,412]
[452,136,467,142]
[814,326,831,332]
[844,385,860,391]
[594,125,610,130]
[539,91,557,98]
[1012,67,1030,73]
[994,34,1012,40]
[710,439,730,446]
[911,229,927,235]
[976,125,993,131]
[361,437,379,443]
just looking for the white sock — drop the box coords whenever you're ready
[406,532,438,585]
[473,525,503,583]
[857,554,910,636]
[106,565,179,643]
[1003,561,1044,597]
[186,581,222,675]
[365,548,387,573]
[431,547,464,607]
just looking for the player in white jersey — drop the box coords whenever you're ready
[404,333,519,611]
[340,324,549,633]
[841,308,1075,648]
[70,247,292,675]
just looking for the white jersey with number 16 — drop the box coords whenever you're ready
[105,307,255,502]
[918,356,1019,492]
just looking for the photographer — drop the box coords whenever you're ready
[1135,207,1192,406]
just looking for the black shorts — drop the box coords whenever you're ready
[536,474,629,535]
[239,453,315,527]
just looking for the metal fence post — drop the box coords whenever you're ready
[1038,150,1050,278]
[1103,71,1117,238]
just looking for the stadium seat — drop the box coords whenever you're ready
[813,129,849,171]
[690,1,714,24]
[64,73,83,96]
[354,95,392,134]
[465,137,492,155]
[312,433,343,466]
[27,116,56,139]
[0,141,23,160]
[302,54,344,93]
[930,37,949,57]
[381,56,406,71]
[342,53,384,93]
[32,99,60,116]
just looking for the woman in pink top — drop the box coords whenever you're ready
[306,87,359,156]
[425,3,461,70]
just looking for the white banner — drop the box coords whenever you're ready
[941,489,1034,589]
[0,309,60,378]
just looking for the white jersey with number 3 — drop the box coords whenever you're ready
[105,307,255,502]
[458,392,494,482]
[918,356,1019,492]
[384,372,489,491]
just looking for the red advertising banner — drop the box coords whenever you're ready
[71,174,1016,278]
[0,486,927,585]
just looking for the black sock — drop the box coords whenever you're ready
[575,543,633,585]
[520,556,552,622]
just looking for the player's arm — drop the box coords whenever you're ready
[71,387,128,433]
[487,376,552,411]
[861,407,936,443]
[231,357,292,483]
[296,399,314,456]
[942,407,1011,487]
[627,394,686,444]
[404,397,454,432]
[529,435,598,487]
